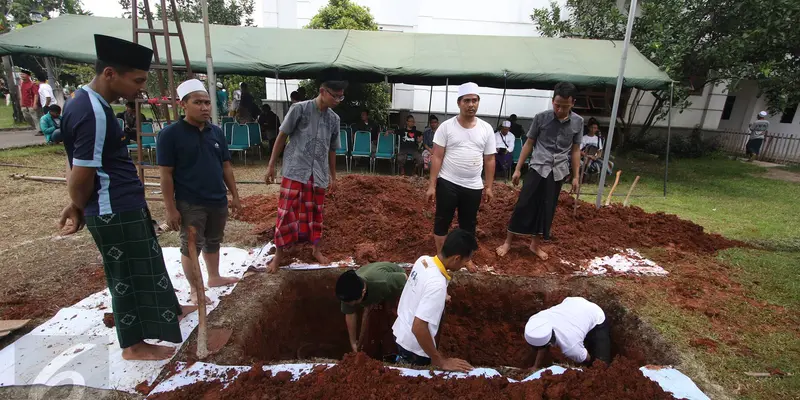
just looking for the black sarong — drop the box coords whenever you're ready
[86,207,184,348]
[507,170,563,239]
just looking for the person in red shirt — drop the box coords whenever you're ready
[18,68,41,132]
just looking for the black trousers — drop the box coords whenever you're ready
[434,177,483,236]
[584,319,611,364]
[507,170,563,239]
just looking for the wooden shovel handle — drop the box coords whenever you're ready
[605,170,622,206]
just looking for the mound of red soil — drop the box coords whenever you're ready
[150,352,675,399]
[235,175,741,275]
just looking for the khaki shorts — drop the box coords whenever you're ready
[178,201,228,256]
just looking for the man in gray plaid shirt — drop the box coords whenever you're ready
[264,68,347,273]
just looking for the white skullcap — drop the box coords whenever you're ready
[758,111,768,117]
[458,82,480,98]
[502,120,511,128]
[524,314,553,347]
[216,82,223,88]
[177,79,207,100]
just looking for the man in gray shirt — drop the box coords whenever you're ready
[264,68,346,273]
[496,82,582,260]
[747,111,769,161]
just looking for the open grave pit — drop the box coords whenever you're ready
[172,270,678,374]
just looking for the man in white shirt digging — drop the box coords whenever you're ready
[392,229,477,372]
[524,297,611,369]
[426,82,496,270]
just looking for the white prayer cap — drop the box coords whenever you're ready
[758,110,768,117]
[502,120,511,128]
[524,314,553,347]
[458,82,480,98]
[216,82,223,88]
[177,79,207,101]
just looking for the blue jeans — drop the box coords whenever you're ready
[396,344,431,366]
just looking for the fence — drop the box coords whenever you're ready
[714,130,800,165]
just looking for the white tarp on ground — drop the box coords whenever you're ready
[247,243,668,276]
[147,361,708,400]
[0,247,251,394]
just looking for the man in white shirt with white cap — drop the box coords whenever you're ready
[495,120,515,174]
[524,297,611,369]
[157,79,242,304]
[426,82,496,266]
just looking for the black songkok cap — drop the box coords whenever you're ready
[94,34,153,71]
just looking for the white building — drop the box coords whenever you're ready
[257,0,800,138]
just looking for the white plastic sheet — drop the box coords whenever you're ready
[0,247,251,393]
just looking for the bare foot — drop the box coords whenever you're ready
[178,305,198,321]
[312,248,329,265]
[189,291,212,305]
[266,257,280,274]
[122,342,176,361]
[496,243,511,257]
[529,241,549,261]
[207,276,240,287]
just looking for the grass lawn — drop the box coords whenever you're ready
[0,104,35,129]
[605,153,800,399]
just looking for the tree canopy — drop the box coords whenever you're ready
[117,0,254,26]
[531,0,800,143]
[303,0,389,124]
[1,0,88,30]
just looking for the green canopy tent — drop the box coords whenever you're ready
[0,15,670,90]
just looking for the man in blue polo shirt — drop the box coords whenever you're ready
[58,34,193,361]
[157,79,241,305]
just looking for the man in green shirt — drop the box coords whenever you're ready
[336,262,408,353]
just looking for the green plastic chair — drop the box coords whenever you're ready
[246,122,262,159]
[229,124,251,164]
[351,131,372,170]
[336,129,350,172]
[223,122,235,144]
[372,132,395,173]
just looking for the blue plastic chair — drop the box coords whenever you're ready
[336,129,350,172]
[223,122,235,144]
[221,116,234,125]
[350,131,372,170]
[246,122,262,159]
[117,118,124,131]
[511,138,523,164]
[372,132,395,173]
[229,124,251,164]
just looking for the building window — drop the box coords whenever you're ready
[721,96,736,120]
[780,104,798,124]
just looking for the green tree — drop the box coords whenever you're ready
[303,0,389,124]
[118,0,254,26]
[531,0,800,150]
[1,0,89,30]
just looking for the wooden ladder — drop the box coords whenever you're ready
[130,0,193,191]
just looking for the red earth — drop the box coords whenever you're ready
[149,352,676,400]
[234,174,741,276]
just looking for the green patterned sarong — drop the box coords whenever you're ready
[86,207,183,348]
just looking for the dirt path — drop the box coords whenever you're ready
[760,168,800,183]
[0,130,43,149]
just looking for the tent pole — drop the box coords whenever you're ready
[444,78,449,119]
[200,0,218,125]
[427,85,433,123]
[496,72,508,128]
[595,0,638,208]
[385,75,390,129]
[664,81,673,197]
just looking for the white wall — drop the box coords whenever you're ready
[626,82,728,130]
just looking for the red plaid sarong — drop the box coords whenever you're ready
[274,177,326,247]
